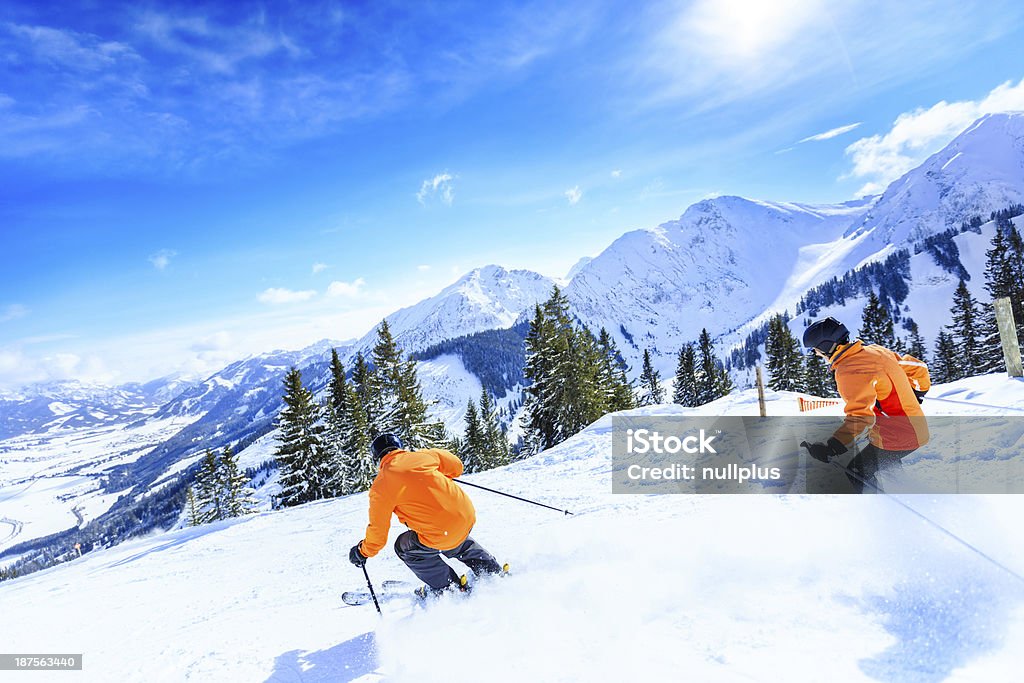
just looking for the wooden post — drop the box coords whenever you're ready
[994,297,1023,377]
[755,365,767,417]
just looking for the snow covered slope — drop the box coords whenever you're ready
[351,265,554,355]
[3,376,1023,681]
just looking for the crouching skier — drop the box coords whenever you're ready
[348,433,506,599]
[800,317,931,492]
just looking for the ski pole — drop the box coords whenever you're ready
[800,442,1024,588]
[925,396,1024,413]
[453,479,573,516]
[362,564,382,614]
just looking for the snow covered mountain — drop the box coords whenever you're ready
[851,112,1024,246]
[567,112,1024,375]
[350,265,555,356]
[565,196,873,368]
[0,377,196,439]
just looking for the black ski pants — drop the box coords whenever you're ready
[394,530,501,590]
[846,443,915,493]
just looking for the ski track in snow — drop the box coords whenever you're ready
[3,387,1024,682]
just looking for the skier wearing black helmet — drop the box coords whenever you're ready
[801,317,931,491]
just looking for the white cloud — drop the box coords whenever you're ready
[148,249,177,270]
[258,287,317,304]
[416,172,455,206]
[312,262,328,274]
[417,264,431,272]
[611,169,622,178]
[326,278,366,298]
[799,122,861,143]
[565,185,583,205]
[190,331,232,352]
[844,78,1024,196]
[0,304,28,322]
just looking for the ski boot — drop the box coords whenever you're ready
[414,574,470,601]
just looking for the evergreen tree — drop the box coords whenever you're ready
[370,320,445,449]
[220,445,258,517]
[803,350,834,397]
[596,328,635,412]
[186,486,202,527]
[521,287,611,452]
[672,343,698,407]
[479,389,510,469]
[351,351,378,437]
[948,279,984,376]
[340,377,374,493]
[764,315,805,392]
[905,321,928,361]
[323,349,350,496]
[638,349,665,406]
[461,398,486,473]
[932,329,960,383]
[695,329,731,405]
[275,366,331,507]
[195,449,224,523]
[858,292,896,348]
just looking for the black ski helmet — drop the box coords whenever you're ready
[802,317,850,356]
[371,433,403,462]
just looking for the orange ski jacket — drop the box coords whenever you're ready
[828,340,930,451]
[359,448,475,557]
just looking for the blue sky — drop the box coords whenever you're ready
[2,0,1024,387]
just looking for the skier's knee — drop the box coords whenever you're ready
[394,531,417,559]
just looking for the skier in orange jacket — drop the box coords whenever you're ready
[801,317,930,491]
[348,433,503,595]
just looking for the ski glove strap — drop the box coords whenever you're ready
[349,543,367,568]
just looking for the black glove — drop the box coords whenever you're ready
[349,543,367,568]
[913,389,927,404]
[801,437,848,463]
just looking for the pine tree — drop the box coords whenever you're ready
[932,329,960,383]
[672,343,698,407]
[340,377,374,493]
[948,279,984,377]
[186,486,202,527]
[803,350,834,397]
[275,366,331,507]
[859,292,896,348]
[695,329,731,405]
[323,349,350,496]
[351,351,378,437]
[596,328,635,412]
[905,321,928,361]
[764,315,805,392]
[220,445,258,517]
[638,349,665,406]
[461,398,485,473]
[195,449,224,523]
[479,389,509,469]
[370,320,444,449]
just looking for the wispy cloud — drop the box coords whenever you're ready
[312,262,328,274]
[611,169,622,178]
[258,287,317,304]
[326,278,366,298]
[844,78,1024,196]
[799,122,861,143]
[417,264,431,272]
[565,185,582,205]
[0,304,29,322]
[148,249,177,270]
[417,173,455,206]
